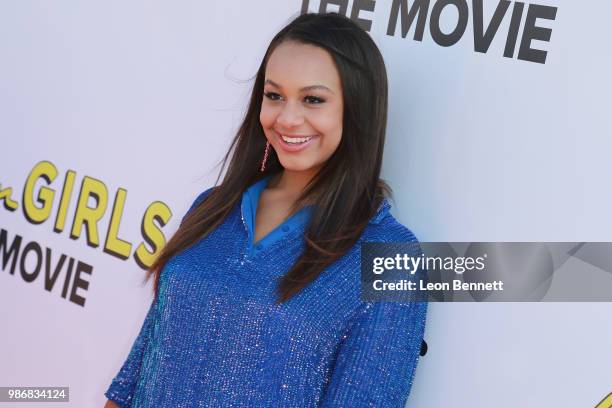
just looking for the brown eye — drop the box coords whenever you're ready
[304,95,324,104]
[264,92,282,101]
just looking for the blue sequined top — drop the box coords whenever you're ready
[104,175,427,407]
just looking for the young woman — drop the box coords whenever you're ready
[104,12,427,408]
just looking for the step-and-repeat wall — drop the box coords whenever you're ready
[1,1,610,407]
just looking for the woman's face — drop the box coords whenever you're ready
[260,41,343,174]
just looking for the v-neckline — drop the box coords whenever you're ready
[252,204,308,247]
[241,175,313,256]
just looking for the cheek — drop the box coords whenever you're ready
[259,105,276,129]
[309,108,343,144]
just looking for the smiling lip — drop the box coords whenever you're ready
[275,131,317,153]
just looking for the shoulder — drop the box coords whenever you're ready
[360,207,423,261]
[180,186,217,225]
[362,206,418,242]
[189,186,217,210]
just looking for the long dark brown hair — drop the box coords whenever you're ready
[146,12,392,304]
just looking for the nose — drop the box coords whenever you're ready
[275,100,304,128]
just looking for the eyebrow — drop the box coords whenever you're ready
[264,79,335,94]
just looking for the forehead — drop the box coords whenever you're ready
[265,41,341,90]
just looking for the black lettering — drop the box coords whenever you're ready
[70,260,92,307]
[350,0,376,31]
[504,1,524,58]
[0,229,22,275]
[20,241,42,282]
[518,4,557,64]
[319,0,349,15]
[387,0,430,41]
[44,247,67,292]
[473,0,510,53]
[61,257,74,299]
[430,0,469,47]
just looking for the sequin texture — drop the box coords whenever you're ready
[104,177,428,407]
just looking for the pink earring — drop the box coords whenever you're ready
[260,140,271,172]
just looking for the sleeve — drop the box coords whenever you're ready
[104,297,158,408]
[104,187,214,406]
[180,186,216,226]
[319,299,427,408]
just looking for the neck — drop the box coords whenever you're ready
[268,167,319,197]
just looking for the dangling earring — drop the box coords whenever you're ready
[260,140,270,172]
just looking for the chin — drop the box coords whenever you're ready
[277,158,319,173]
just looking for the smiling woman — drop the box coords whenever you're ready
[104,12,427,408]
[260,42,343,173]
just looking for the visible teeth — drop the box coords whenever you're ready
[281,134,312,144]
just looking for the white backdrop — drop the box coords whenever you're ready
[1,1,610,407]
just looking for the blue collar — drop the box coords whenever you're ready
[240,175,391,255]
[240,175,312,256]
